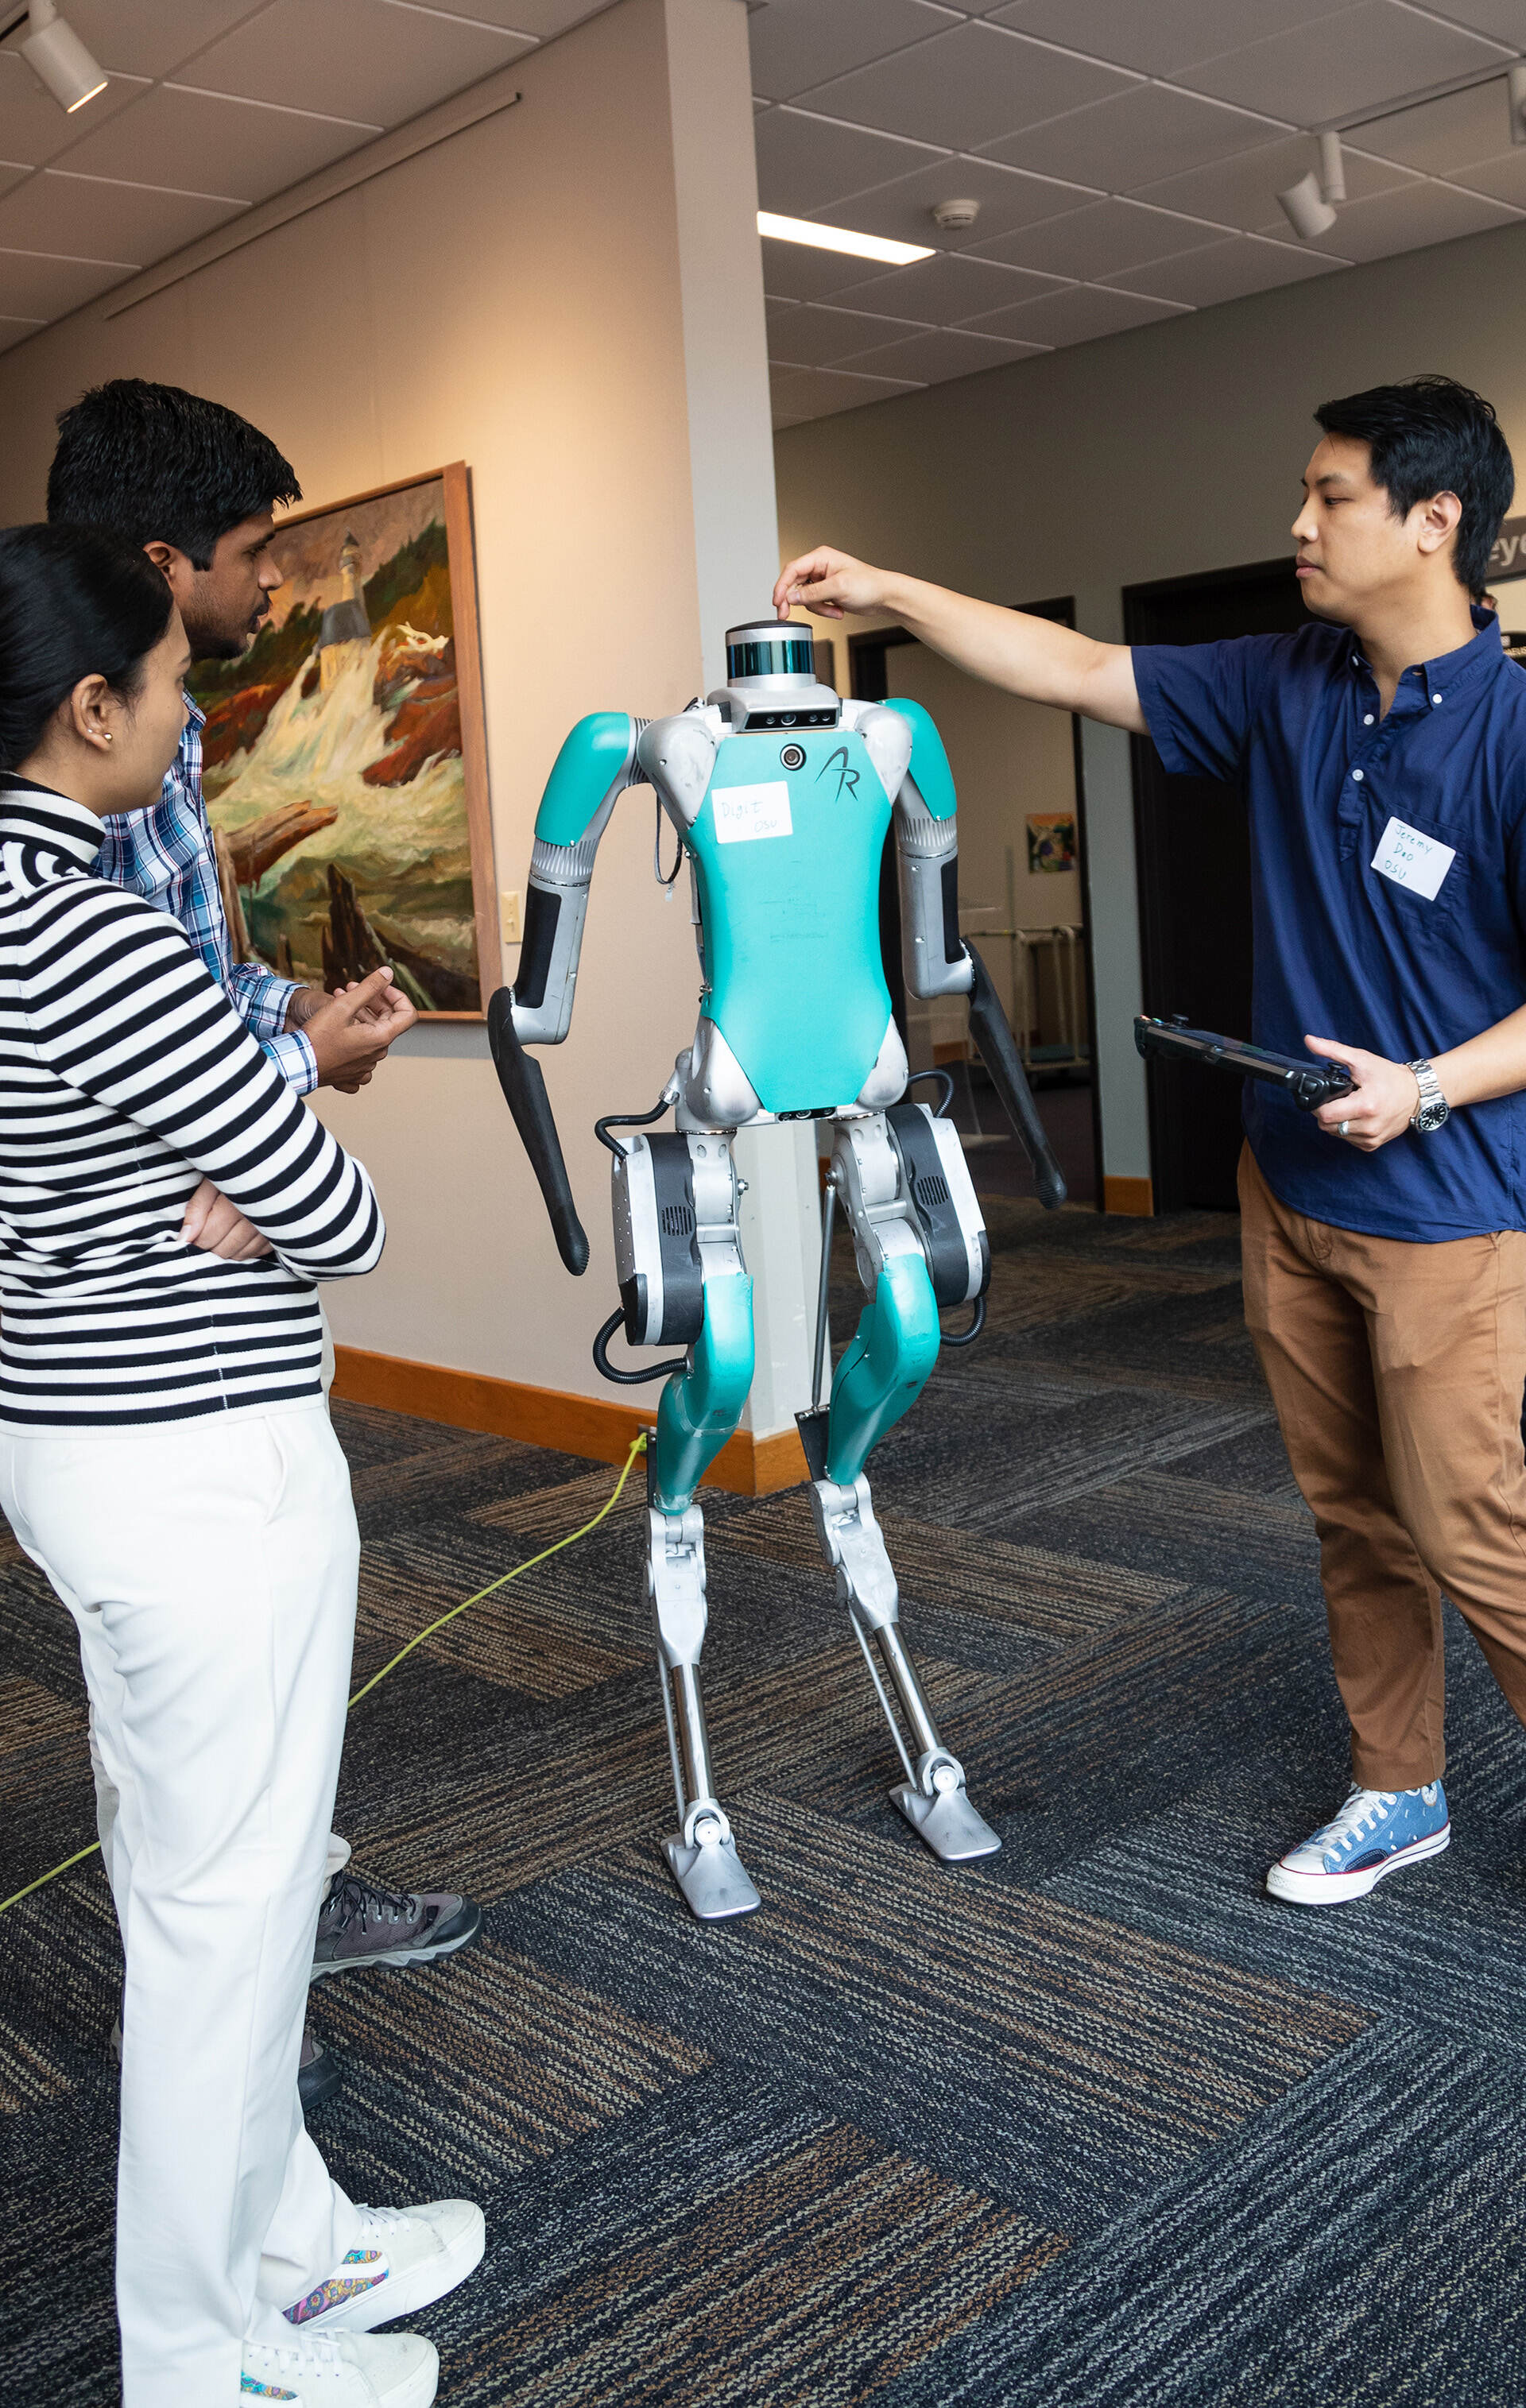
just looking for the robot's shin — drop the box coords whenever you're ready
[653,1272,755,1511]
[824,1253,940,1488]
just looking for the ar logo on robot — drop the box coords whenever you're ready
[816,743,861,802]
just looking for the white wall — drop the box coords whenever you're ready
[773,218,1526,1190]
[0,0,810,1424]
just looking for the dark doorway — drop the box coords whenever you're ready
[1125,557,1307,1212]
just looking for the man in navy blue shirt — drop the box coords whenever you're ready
[776,377,1526,1907]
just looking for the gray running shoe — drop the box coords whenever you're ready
[312,1872,482,1980]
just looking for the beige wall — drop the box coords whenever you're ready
[0,0,805,1412]
[774,218,1526,1187]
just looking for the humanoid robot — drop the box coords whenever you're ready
[490,620,1065,1922]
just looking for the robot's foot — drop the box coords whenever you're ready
[662,1818,762,1921]
[892,1767,1001,1863]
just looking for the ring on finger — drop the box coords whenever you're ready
[1337,1119,1351,1137]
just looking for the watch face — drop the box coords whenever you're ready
[1416,1099,1450,1132]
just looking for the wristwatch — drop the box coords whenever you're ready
[1406,1058,1450,1133]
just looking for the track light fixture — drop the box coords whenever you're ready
[1510,63,1526,147]
[1277,133,1343,241]
[21,0,107,114]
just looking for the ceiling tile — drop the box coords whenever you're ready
[0,169,246,261]
[0,162,29,205]
[972,195,1231,280]
[961,281,1188,343]
[0,246,134,317]
[760,232,878,301]
[1178,2,1510,126]
[1450,147,1526,205]
[1132,134,1416,229]
[58,83,378,204]
[1297,176,1520,261]
[0,311,43,352]
[61,1,270,81]
[982,83,1280,189]
[0,59,148,171]
[988,0,1354,75]
[800,23,1137,152]
[753,106,938,214]
[421,0,610,26]
[1354,81,1516,176]
[1102,232,1346,304]
[810,156,1101,250]
[826,248,1068,320]
[748,0,960,104]
[768,300,935,366]
[173,0,533,129]
[769,363,925,420]
[835,323,1046,380]
[1427,0,1526,35]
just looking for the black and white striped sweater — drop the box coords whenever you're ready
[0,780,383,1427]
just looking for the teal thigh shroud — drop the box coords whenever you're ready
[825,1253,942,1488]
[653,1273,755,1512]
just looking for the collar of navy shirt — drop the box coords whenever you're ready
[1346,602,1504,721]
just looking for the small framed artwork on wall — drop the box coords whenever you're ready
[188,461,496,1017]
[1026,810,1076,875]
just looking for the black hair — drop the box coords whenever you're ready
[0,524,176,772]
[1314,375,1515,598]
[46,379,300,570]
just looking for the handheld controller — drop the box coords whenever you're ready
[1134,1015,1357,1112]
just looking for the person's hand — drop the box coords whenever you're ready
[1306,1036,1424,1151]
[180,1177,273,1259]
[303,966,417,1092]
[773,546,892,621]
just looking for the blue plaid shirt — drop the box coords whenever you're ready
[97,698,317,1091]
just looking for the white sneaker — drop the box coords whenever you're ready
[285,2201,486,2335]
[242,2329,437,2405]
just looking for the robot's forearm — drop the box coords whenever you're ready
[511,712,639,1043]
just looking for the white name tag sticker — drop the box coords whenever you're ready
[712,780,792,845]
[1371,815,1456,902]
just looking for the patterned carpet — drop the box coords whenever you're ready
[4,1197,1526,2405]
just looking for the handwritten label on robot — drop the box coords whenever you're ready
[1371,816,1455,902]
[713,781,793,846]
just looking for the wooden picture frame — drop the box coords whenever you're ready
[190,461,496,1019]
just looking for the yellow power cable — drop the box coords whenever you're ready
[0,1430,647,1920]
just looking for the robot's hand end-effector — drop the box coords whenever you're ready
[965,944,1067,1211]
[486,986,591,1275]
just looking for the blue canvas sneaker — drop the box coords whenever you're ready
[1266,1780,1450,1905]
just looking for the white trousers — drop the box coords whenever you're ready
[0,1401,363,2408]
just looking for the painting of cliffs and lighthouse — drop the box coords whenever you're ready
[188,463,494,1016]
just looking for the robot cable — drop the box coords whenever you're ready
[0,1431,649,1920]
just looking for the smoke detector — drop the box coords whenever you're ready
[930,198,980,233]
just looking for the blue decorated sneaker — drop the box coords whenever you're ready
[1266,1781,1450,1905]
[284,2201,485,2336]
[242,2329,437,2405]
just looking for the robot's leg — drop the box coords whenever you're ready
[800,1114,1001,1864]
[641,1134,761,1922]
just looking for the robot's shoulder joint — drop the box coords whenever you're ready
[637,710,719,829]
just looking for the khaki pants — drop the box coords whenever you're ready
[1239,1143,1526,1789]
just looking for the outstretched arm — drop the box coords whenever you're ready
[775,548,1144,734]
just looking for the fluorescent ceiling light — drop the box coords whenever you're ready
[21,1,107,113]
[757,211,933,267]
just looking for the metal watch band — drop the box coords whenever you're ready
[1406,1058,1448,1132]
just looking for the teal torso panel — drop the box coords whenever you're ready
[688,728,893,1113]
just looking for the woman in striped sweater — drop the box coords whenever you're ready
[0,527,472,2408]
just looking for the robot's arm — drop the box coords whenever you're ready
[884,696,972,1005]
[512,712,640,1042]
[487,712,641,1275]
[882,695,1067,1210]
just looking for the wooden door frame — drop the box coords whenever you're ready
[847,602,1102,1211]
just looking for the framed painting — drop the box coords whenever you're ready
[188,462,496,1017]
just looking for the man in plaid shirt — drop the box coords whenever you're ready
[47,381,482,2108]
